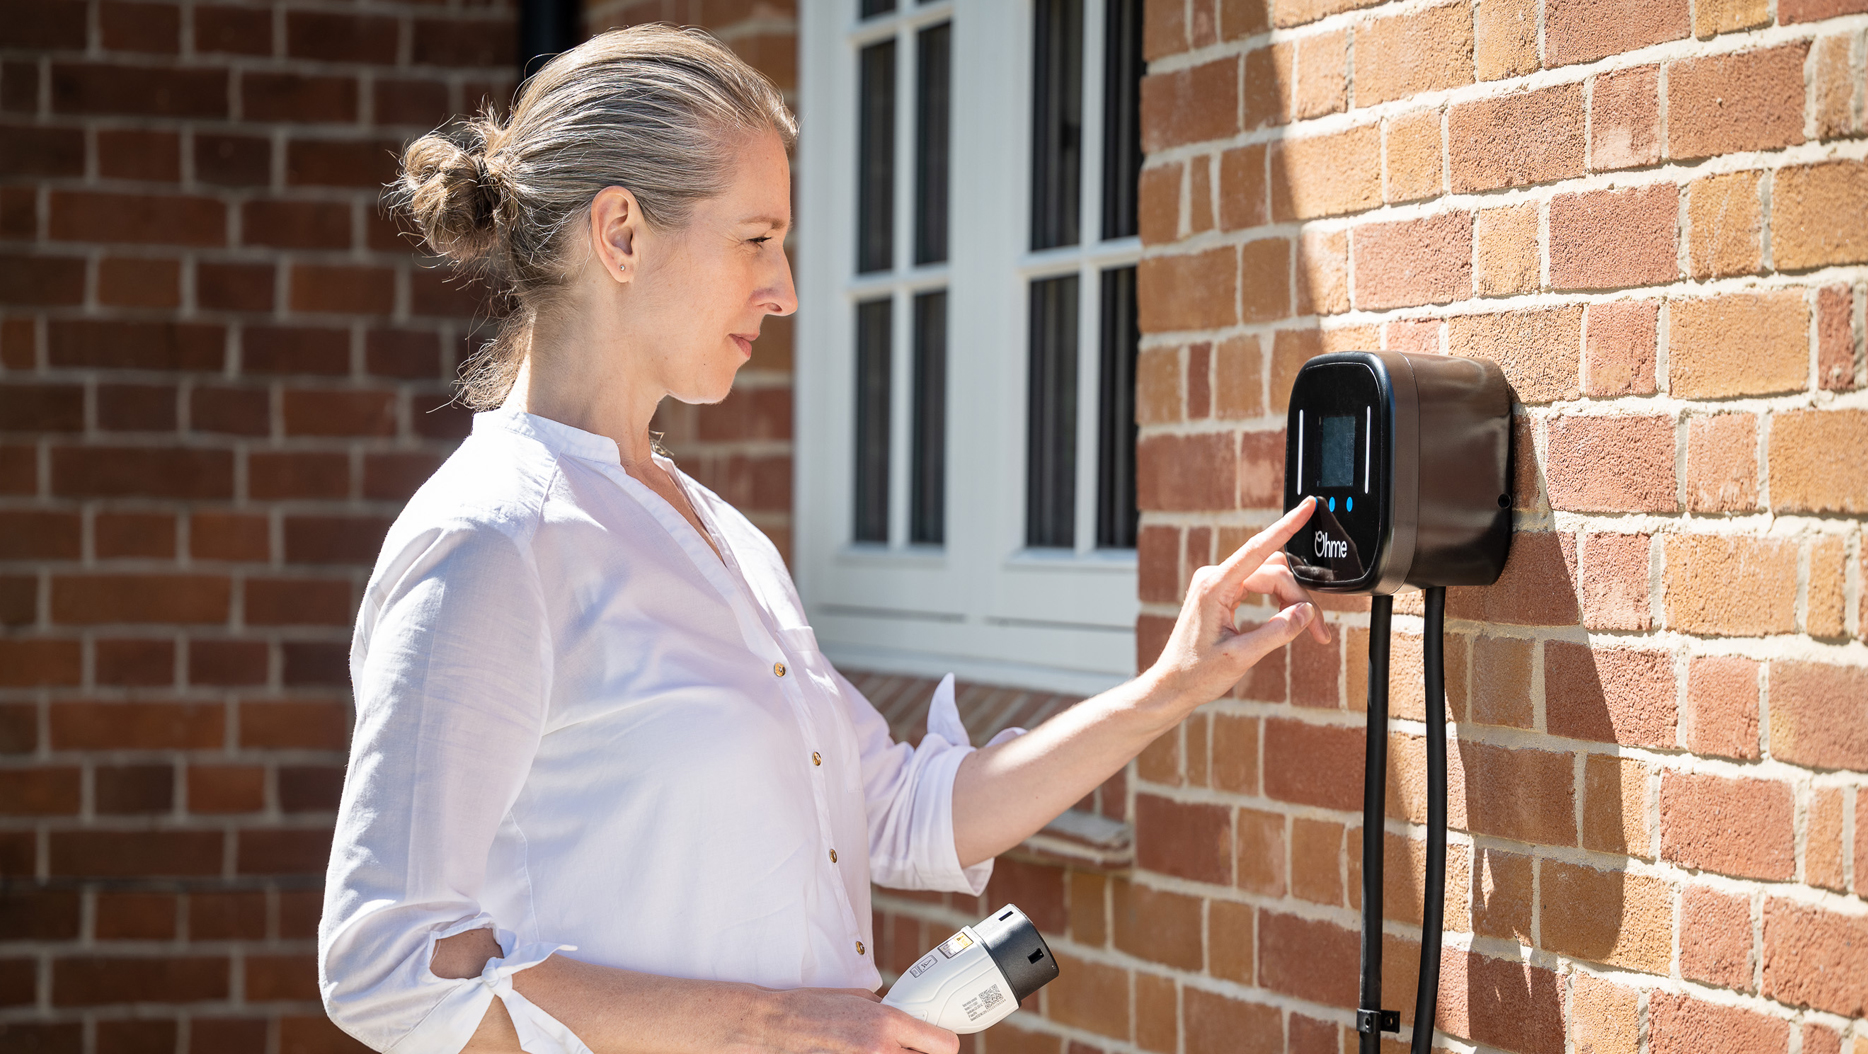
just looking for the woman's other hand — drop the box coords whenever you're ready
[1145,496,1330,710]
[744,987,960,1054]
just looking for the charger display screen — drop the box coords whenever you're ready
[1319,415,1356,489]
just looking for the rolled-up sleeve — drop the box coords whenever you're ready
[319,522,579,1053]
[838,672,1000,896]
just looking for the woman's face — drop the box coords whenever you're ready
[627,129,797,405]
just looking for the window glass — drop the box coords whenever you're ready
[853,298,892,542]
[857,40,896,274]
[1029,0,1083,252]
[1096,266,1139,548]
[1101,0,1143,241]
[911,291,947,544]
[914,22,951,266]
[1026,275,1079,548]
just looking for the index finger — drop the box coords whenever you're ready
[1212,496,1317,593]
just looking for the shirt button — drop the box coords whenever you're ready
[829,848,838,863]
[812,751,822,766]
[774,662,787,677]
[856,941,866,956]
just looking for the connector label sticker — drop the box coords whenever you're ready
[962,984,1005,1021]
[937,931,973,958]
[909,954,938,978]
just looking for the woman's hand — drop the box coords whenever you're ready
[1143,497,1330,711]
[742,987,959,1054]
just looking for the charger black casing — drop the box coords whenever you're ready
[1282,351,1513,595]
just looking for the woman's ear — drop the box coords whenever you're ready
[589,186,643,284]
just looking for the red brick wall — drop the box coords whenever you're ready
[0,2,798,1050]
[873,2,1868,1053]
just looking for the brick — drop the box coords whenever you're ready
[1467,635,1532,728]
[0,383,82,432]
[1382,108,1442,205]
[1271,0,1382,28]
[1239,238,1292,323]
[51,574,229,624]
[242,199,351,250]
[1134,794,1230,884]
[1812,33,1858,140]
[1538,861,1672,970]
[1355,3,1472,107]
[1446,531,1580,627]
[94,763,172,814]
[1579,532,1652,631]
[1546,644,1673,747]
[1570,973,1639,1054]
[1472,204,1537,298]
[95,510,182,557]
[375,77,450,128]
[1046,952,1126,1039]
[1783,0,1868,19]
[1205,900,1254,986]
[236,827,333,875]
[286,137,402,188]
[1549,185,1677,290]
[98,257,181,309]
[49,190,225,247]
[411,16,513,67]
[1667,292,1807,398]
[1259,912,1355,1007]
[96,384,178,432]
[1446,307,1582,404]
[283,640,348,686]
[1136,432,1237,511]
[1473,0,1537,80]
[284,389,397,437]
[1438,951,1564,1054]
[1289,630,1339,707]
[1767,661,1868,771]
[1763,407,1868,515]
[363,452,445,502]
[292,264,396,314]
[54,956,229,1006]
[1465,845,1530,941]
[1449,740,1575,844]
[1141,58,1239,151]
[95,638,174,686]
[1695,0,1771,36]
[247,577,351,627]
[1816,285,1858,392]
[1290,818,1342,905]
[188,765,265,814]
[1809,535,1846,638]
[1449,85,1586,192]
[1684,413,1758,512]
[1263,719,1362,811]
[1209,713,1258,796]
[1138,248,1236,332]
[196,261,274,312]
[195,3,269,53]
[1,0,86,47]
[1545,415,1675,513]
[1590,65,1661,171]
[1684,656,1759,759]
[1271,31,1347,123]
[1763,898,1868,1017]
[287,10,397,63]
[0,253,84,306]
[0,511,80,558]
[0,640,81,686]
[1111,880,1202,970]
[245,326,351,375]
[280,765,343,813]
[50,63,227,118]
[191,386,270,436]
[51,701,221,750]
[1583,754,1652,858]
[1546,0,1687,65]
[1664,535,1797,636]
[1211,337,1263,421]
[1661,771,1794,879]
[1805,1023,1845,1054]
[1678,885,1754,991]
[0,768,80,816]
[1138,163,1179,245]
[282,515,392,565]
[1775,161,1868,271]
[1652,996,1790,1054]
[96,129,180,181]
[1182,988,1278,1054]
[100,1,179,52]
[51,831,222,877]
[0,890,78,941]
[1296,229,1348,316]
[1681,173,1763,283]
[1668,44,1809,160]
[1351,211,1472,310]
[1808,787,1846,892]
[1271,124,1381,220]
[49,319,223,370]
[249,451,349,501]
[189,640,268,686]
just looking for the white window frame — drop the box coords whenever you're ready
[796,0,1140,696]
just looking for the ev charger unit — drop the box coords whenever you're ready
[1282,351,1514,1054]
[882,903,1058,1034]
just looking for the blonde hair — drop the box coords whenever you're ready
[393,24,797,409]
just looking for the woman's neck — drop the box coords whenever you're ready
[504,314,663,466]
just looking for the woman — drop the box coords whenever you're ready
[319,24,1326,1054]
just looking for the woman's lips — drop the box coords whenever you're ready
[731,334,754,358]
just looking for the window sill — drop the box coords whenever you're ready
[1008,807,1132,873]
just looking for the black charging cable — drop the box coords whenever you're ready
[1356,587,1448,1054]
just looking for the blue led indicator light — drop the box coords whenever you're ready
[1328,497,1336,512]
[1347,496,1354,512]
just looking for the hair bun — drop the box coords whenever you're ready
[398,121,503,266]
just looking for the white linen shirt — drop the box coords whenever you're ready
[318,408,999,1053]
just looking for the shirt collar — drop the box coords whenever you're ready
[473,406,623,465]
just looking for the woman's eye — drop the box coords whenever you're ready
[749,235,772,246]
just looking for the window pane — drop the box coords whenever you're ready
[911,290,947,545]
[1026,276,1078,548]
[1029,0,1083,252]
[1097,266,1139,549]
[1101,0,1144,241]
[857,40,896,274]
[861,0,896,17]
[854,298,893,542]
[914,22,952,266]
